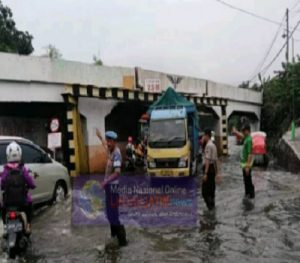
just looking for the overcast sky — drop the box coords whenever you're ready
[3,0,300,85]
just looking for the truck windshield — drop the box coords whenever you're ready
[148,119,186,148]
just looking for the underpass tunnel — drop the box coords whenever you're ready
[105,100,149,144]
[197,105,222,153]
[70,86,230,175]
[228,111,260,134]
[198,105,219,131]
[0,102,68,166]
[78,97,149,174]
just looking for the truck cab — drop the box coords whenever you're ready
[147,107,193,177]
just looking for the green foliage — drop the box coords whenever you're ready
[238,81,262,91]
[93,55,103,66]
[0,0,33,55]
[261,59,300,147]
[43,44,62,59]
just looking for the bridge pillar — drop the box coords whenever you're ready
[221,106,228,155]
[63,90,89,177]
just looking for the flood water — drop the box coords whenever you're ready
[1,136,300,262]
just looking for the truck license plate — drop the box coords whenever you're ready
[161,170,173,176]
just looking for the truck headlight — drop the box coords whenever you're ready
[148,160,156,168]
[178,156,188,168]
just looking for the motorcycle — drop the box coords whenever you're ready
[3,208,30,259]
[125,147,135,172]
[134,141,146,167]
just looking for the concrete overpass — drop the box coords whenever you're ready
[0,52,262,175]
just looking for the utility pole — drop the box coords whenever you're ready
[285,8,296,141]
[292,37,295,63]
[286,8,289,65]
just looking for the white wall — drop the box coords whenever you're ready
[227,101,261,122]
[0,81,65,102]
[211,106,222,136]
[78,97,117,145]
[137,68,263,105]
[0,52,134,87]
[137,68,207,95]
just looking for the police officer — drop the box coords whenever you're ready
[202,129,220,210]
[96,129,127,247]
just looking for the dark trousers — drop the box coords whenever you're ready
[202,164,216,210]
[105,184,127,246]
[242,168,255,199]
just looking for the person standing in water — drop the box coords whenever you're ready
[96,129,128,247]
[202,129,220,210]
[233,124,255,199]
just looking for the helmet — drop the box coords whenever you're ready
[6,141,22,163]
[128,136,133,143]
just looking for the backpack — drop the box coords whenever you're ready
[3,168,27,208]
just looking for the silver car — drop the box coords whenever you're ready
[0,136,71,205]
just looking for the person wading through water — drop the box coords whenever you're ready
[96,129,128,247]
[233,124,255,199]
[202,129,221,210]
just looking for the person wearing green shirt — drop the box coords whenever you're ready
[233,124,255,199]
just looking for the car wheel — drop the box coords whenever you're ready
[50,182,66,205]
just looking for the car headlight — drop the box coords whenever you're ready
[148,160,156,168]
[178,156,188,168]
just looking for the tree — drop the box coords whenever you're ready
[93,55,103,66]
[259,59,300,149]
[43,44,62,59]
[0,0,34,54]
[238,81,262,91]
[238,81,250,89]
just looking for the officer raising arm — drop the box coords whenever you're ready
[95,128,127,247]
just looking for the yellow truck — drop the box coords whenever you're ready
[147,87,199,177]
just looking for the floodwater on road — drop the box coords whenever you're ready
[1,136,300,262]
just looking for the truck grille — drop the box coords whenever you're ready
[155,158,179,168]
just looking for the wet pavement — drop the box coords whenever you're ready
[1,136,300,262]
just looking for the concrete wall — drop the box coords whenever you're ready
[137,68,263,105]
[78,97,117,173]
[276,129,300,174]
[0,53,262,113]
[137,68,207,95]
[0,81,65,103]
[227,100,261,132]
[0,52,134,87]
[227,101,261,121]
[0,53,262,104]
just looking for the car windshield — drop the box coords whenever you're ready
[148,119,186,148]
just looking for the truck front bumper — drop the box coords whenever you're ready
[147,168,189,177]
